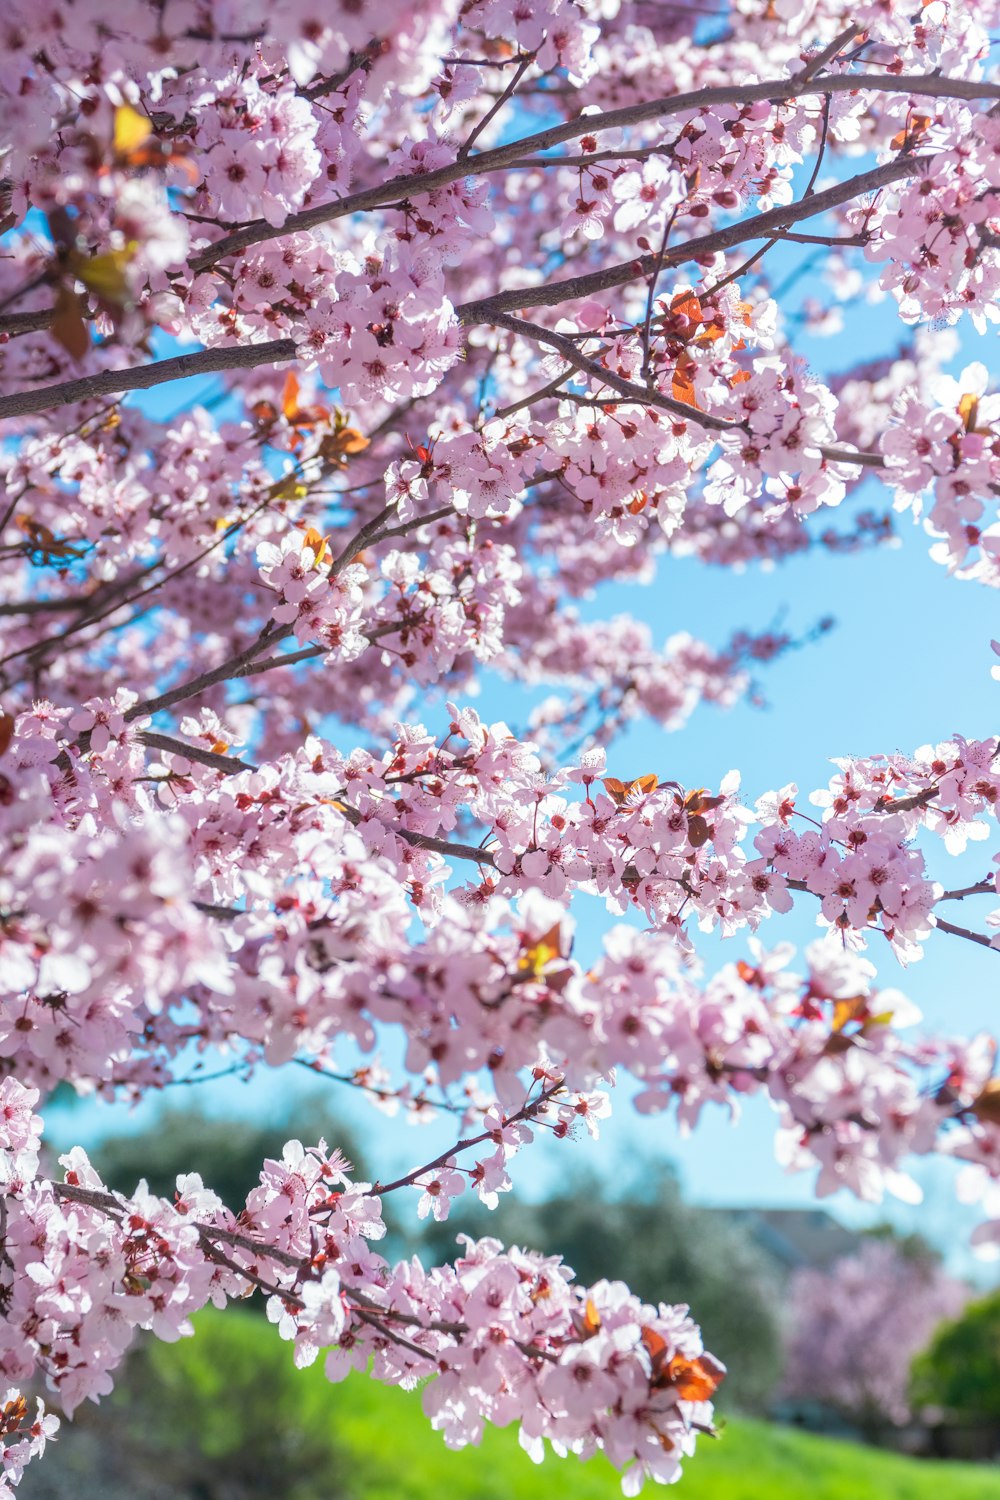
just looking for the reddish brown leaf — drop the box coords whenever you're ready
[671,354,700,410]
[666,1352,726,1401]
[687,814,710,847]
[51,286,89,361]
[602,774,659,806]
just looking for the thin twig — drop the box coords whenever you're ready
[934,917,997,951]
[124,622,291,723]
[458,53,535,161]
[493,366,575,420]
[794,23,864,85]
[372,1082,563,1194]
[641,206,680,385]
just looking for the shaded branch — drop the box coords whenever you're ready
[0,340,296,423]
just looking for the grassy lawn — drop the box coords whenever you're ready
[328,1364,1000,1500]
[136,1310,1000,1500]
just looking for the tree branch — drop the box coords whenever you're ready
[456,156,921,324]
[939,881,995,901]
[372,1081,563,1194]
[458,52,535,161]
[471,310,882,468]
[794,23,864,84]
[124,622,293,723]
[132,729,498,869]
[0,340,296,423]
[189,74,997,269]
[137,731,258,776]
[477,311,740,431]
[934,917,997,951]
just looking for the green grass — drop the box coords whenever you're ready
[139,1309,1000,1500]
[328,1371,1000,1500]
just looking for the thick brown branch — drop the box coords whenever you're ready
[0,595,89,617]
[456,156,922,323]
[0,307,55,337]
[0,339,296,423]
[190,73,997,268]
[138,731,258,776]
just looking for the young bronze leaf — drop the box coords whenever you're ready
[51,286,89,360]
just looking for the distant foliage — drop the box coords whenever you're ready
[910,1289,1000,1428]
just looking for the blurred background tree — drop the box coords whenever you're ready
[780,1238,969,1441]
[910,1289,1000,1437]
[46,1094,410,1264]
[21,1307,351,1500]
[80,1097,365,1208]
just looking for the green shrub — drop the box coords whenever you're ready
[113,1305,350,1500]
[910,1289,1000,1428]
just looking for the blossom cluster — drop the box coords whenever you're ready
[2,0,1000,1489]
[0,1075,722,1494]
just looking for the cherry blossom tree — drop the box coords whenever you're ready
[1,0,1000,1492]
[781,1240,969,1435]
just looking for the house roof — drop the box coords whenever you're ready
[704,1207,865,1270]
